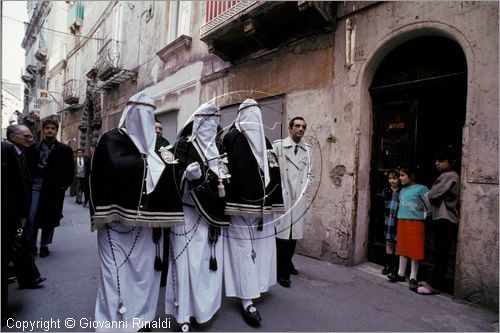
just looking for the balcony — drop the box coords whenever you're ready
[34,37,48,62]
[28,99,44,114]
[38,63,46,75]
[63,79,79,105]
[94,39,135,93]
[67,2,84,34]
[22,73,35,84]
[26,62,38,76]
[200,1,337,63]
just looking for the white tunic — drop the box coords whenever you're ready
[223,213,276,298]
[95,223,161,332]
[165,192,224,324]
[254,214,277,292]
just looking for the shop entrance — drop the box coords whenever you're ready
[368,36,467,293]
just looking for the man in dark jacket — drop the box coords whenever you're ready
[25,119,74,257]
[2,125,45,325]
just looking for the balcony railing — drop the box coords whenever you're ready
[68,2,84,34]
[35,36,48,62]
[200,1,257,38]
[94,39,136,93]
[26,62,38,76]
[63,79,79,105]
[22,73,35,84]
[28,99,44,113]
[200,1,336,62]
[96,39,121,81]
[205,1,238,23]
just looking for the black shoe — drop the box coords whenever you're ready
[409,278,419,292]
[83,202,88,207]
[178,323,190,332]
[39,246,50,257]
[242,304,262,327]
[2,312,12,327]
[388,272,405,282]
[290,267,299,275]
[19,277,46,289]
[381,263,392,275]
[278,278,291,288]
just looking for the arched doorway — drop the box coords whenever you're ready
[368,36,467,293]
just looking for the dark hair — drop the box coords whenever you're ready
[436,148,457,162]
[42,118,59,130]
[154,117,161,123]
[399,164,418,180]
[76,148,84,153]
[289,116,306,129]
[386,168,400,178]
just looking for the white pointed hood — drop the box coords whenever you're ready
[118,91,165,194]
[235,98,269,186]
[191,103,222,176]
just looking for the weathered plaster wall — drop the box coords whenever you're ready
[331,1,499,309]
[61,111,82,150]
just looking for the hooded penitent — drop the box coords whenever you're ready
[118,92,164,194]
[235,99,270,187]
[174,102,230,227]
[89,91,184,229]
[191,103,225,178]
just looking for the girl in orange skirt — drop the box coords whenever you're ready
[388,166,429,292]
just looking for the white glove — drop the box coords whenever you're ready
[185,162,202,181]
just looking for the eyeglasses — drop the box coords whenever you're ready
[15,133,33,139]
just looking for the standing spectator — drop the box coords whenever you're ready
[223,99,284,327]
[165,103,230,332]
[153,117,172,287]
[74,148,90,206]
[154,117,170,150]
[82,147,93,207]
[272,116,314,287]
[417,149,460,295]
[90,91,184,331]
[380,168,401,275]
[2,125,45,325]
[25,119,74,257]
[388,166,429,292]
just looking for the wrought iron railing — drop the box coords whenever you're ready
[201,1,257,37]
[63,79,79,104]
[95,39,121,81]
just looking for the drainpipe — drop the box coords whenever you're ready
[349,128,361,266]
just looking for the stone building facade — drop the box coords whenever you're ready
[22,1,498,310]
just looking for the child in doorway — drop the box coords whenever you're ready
[381,168,401,275]
[388,166,429,292]
[417,149,460,295]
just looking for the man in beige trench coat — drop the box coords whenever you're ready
[272,116,314,287]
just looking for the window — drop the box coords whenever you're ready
[167,1,192,44]
[156,110,178,144]
[220,96,286,142]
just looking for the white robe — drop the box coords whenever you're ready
[95,223,161,332]
[223,213,276,299]
[165,191,224,324]
[254,214,277,292]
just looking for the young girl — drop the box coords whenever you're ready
[417,149,460,295]
[381,168,401,275]
[388,166,429,292]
